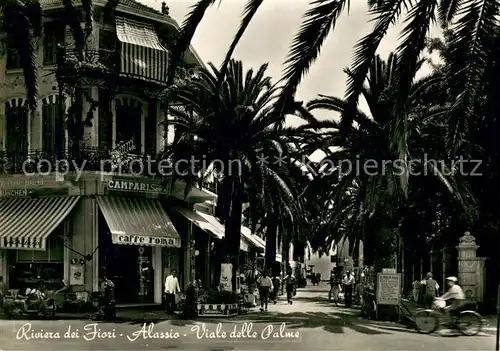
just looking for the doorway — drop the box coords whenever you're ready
[99,214,154,304]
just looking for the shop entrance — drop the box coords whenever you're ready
[99,214,154,304]
[100,244,154,304]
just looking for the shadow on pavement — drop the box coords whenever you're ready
[204,310,394,335]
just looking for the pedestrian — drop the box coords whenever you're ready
[270,276,281,304]
[164,269,181,314]
[412,279,421,304]
[342,270,355,308]
[258,270,273,312]
[328,273,340,306]
[283,270,296,304]
[421,272,439,309]
[316,273,321,285]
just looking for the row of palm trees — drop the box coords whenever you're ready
[6,1,500,295]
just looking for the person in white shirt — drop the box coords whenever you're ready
[440,276,465,325]
[342,271,355,308]
[258,270,273,312]
[164,269,181,314]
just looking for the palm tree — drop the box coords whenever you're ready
[162,59,312,290]
[280,0,500,158]
[304,53,475,271]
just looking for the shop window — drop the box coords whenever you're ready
[8,233,64,290]
[5,102,28,152]
[15,234,64,262]
[42,100,65,152]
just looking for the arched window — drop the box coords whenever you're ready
[5,99,28,152]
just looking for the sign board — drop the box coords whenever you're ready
[106,180,165,193]
[220,263,232,291]
[70,264,84,286]
[382,268,397,274]
[376,273,401,305]
[113,234,178,247]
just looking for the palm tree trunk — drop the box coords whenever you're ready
[264,220,278,275]
[224,174,244,292]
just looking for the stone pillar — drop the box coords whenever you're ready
[457,232,486,303]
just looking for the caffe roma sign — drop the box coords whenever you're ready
[113,234,178,247]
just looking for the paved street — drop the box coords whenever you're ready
[0,284,495,350]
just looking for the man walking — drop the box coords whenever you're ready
[258,270,273,312]
[284,270,296,304]
[421,272,439,308]
[342,270,355,308]
[164,269,181,314]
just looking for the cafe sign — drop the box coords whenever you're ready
[112,234,178,247]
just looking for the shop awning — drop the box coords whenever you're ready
[241,226,265,250]
[260,252,283,263]
[115,16,169,82]
[173,206,224,240]
[0,196,80,250]
[97,196,180,248]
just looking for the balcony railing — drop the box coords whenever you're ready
[0,148,163,177]
[57,48,119,77]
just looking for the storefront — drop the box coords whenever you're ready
[0,194,80,291]
[96,191,182,304]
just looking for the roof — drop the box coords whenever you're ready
[40,0,163,17]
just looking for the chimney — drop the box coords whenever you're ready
[161,2,169,15]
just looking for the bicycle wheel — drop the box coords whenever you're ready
[414,309,439,334]
[458,311,483,336]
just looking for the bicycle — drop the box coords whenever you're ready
[414,298,483,335]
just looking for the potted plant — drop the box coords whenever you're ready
[196,288,239,317]
[241,257,261,306]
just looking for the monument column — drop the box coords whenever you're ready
[457,232,486,303]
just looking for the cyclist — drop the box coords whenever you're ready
[440,276,465,329]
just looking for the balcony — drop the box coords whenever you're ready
[0,148,164,177]
[57,49,119,78]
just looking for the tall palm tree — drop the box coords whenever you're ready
[304,53,475,270]
[162,59,311,290]
[280,0,499,157]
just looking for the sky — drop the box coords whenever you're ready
[140,0,438,159]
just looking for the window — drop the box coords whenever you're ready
[42,101,64,152]
[5,102,28,152]
[99,29,117,51]
[115,104,141,152]
[43,21,64,65]
[6,35,21,70]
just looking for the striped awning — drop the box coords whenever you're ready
[97,196,180,248]
[115,16,169,82]
[241,226,265,250]
[173,206,224,240]
[0,197,80,250]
